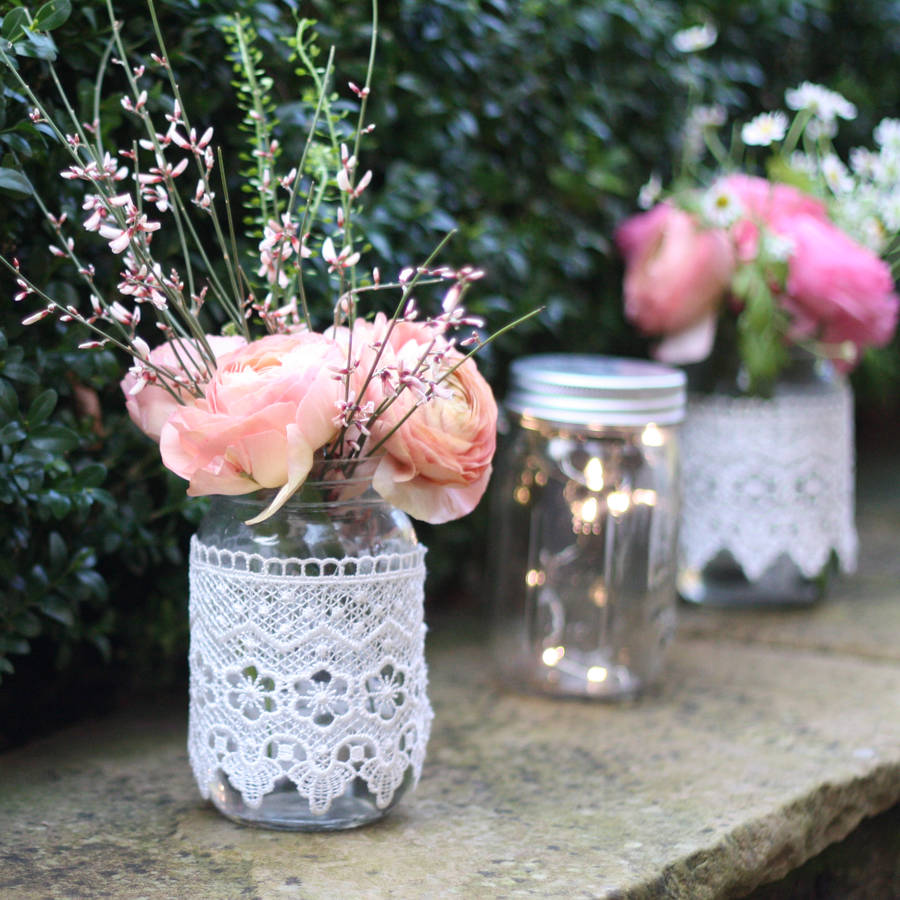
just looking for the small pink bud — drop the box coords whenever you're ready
[22,307,53,326]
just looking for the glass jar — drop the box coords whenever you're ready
[187,458,431,830]
[677,354,857,607]
[490,355,685,699]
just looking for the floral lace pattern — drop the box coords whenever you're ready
[679,384,858,580]
[187,538,431,814]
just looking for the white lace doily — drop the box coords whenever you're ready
[679,384,858,580]
[187,538,431,813]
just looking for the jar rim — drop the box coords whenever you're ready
[506,354,686,426]
[210,454,385,512]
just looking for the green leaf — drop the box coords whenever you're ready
[27,388,57,426]
[766,155,817,195]
[91,633,111,662]
[0,133,33,157]
[29,563,49,590]
[0,379,18,418]
[74,462,106,488]
[45,490,71,518]
[33,0,71,32]
[38,596,75,627]
[0,421,26,444]
[14,31,57,61]
[2,362,39,385]
[48,531,66,569]
[0,167,32,197]
[75,568,107,600]
[1,8,30,43]
[0,637,30,656]
[29,423,79,452]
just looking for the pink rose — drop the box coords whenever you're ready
[721,174,828,262]
[721,174,828,222]
[615,203,735,336]
[120,335,246,441]
[771,212,899,363]
[159,333,345,513]
[362,317,498,524]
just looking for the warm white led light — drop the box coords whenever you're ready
[541,646,565,667]
[584,457,604,491]
[580,497,599,523]
[641,423,664,447]
[607,491,631,516]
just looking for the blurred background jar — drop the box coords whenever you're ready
[489,355,686,700]
[677,351,857,607]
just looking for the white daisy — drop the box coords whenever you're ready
[859,216,888,254]
[682,105,726,161]
[805,117,838,141]
[637,173,662,210]
[701,182,743,227]
[879,190,900,233]
[785,82,857,123]
[874,149,900,188]
[873,118,900,153]
[741,111,789,147]
[760,231,794,263]
[789,151,817,178]
[672,23,717,53]
[820,153,854,194]
[689,104,727,129]
[849,147,878,180]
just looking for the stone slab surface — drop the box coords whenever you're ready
[2,454,899,899]
[2,618,899,899]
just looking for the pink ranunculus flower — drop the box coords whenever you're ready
[771,212,900,365]
[721,173,828,223]
[615,203,736,338]
[720,174,828,262]
[120,335,247,441]
[159,332,346,519]
[364,318,498,524]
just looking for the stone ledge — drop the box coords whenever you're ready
[2,455,898,899]
[2,619,898,899]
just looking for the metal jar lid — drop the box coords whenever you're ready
[505,354,686,427]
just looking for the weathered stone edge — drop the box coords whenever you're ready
[621,761,900,900]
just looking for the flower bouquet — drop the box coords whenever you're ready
[2,1,532,828]
[616,83,899,606]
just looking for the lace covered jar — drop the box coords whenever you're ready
[678,355,858,606]
[490,355,686,699]
[187,458,431,830]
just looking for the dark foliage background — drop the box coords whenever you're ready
[1,0,898,744]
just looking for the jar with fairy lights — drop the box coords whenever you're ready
[490,355,686,699]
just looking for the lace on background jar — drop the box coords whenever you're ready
[490,355,686,700]
[677,351,858,607]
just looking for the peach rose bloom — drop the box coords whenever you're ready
[615,203,735,335]
[363,318,498,524]
[120,335,247,441]
[159,332,345,513]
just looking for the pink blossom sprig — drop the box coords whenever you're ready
[3,0,543,525]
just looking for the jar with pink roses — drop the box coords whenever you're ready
[615,174,898,605]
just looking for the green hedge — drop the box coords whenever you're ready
[2,0,898,740]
